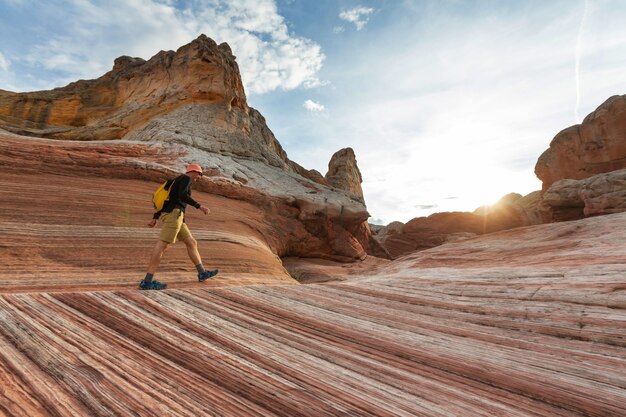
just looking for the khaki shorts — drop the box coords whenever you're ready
[159,209,192,244]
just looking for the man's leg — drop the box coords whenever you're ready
[182,236,218,281]
[140,210,181,290]
[147,240,170,274]
[182,236,202,265]
[139,240,170,290]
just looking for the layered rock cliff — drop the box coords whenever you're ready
[535,94,626,192]
[0,34,247,141]
[535,95,626,222]
[540,168,626,221]
[0,35,380,267]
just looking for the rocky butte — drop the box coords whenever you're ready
[0,35,625,416]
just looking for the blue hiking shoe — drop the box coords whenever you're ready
[139,279,167,290]
[198,269,219,282]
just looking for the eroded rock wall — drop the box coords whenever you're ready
[535,94,626,191]
[540,168,626,221]
[0,34,382,263]
[0,35,247,141]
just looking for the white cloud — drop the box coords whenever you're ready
[339,6,375,31]
[9,0,325,95]
[0,52,10,72]
[333,26,345,34]
[303,99,325,112]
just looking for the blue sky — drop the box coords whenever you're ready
[2,0,626,224]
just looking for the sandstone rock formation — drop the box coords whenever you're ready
[535,94,626,191]
[1,210,624,416]
[324,147,364,203]
[373,192,542,259]
[0,130,374,286]
[0,131,297,290]
[0,35,382,263]
[0,34,247,142]
[533,95,626,223]
[369,221,404,243]
[0,35,323,184]
[511,190,544,224]
[540,168,626,221]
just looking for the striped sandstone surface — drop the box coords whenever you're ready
[1,187,625,416]
[0,132,298,291]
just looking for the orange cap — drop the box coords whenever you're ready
[186,164,203,174]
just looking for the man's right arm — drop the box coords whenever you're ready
[177,175,201,209]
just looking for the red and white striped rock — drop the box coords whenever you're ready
[1,205,625,415]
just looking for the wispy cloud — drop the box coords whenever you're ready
[339,6,375,31]
[0,52,10,72]
[333,26,345,34]
[303,99,325,112]
[3,0,325,94]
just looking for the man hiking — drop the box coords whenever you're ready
[139,164,218,290]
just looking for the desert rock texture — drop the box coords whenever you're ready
[536,94,626,192]
[325,147,365,203]
[533,95,626,223]
[0,34,246,142]
[1,212,625,416]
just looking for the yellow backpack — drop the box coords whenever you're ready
[152,179,175,212]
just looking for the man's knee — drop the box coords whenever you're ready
[184,237,197,248]
[157,240,171,252]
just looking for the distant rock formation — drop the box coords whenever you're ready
[0,35,387,264]
[535,94,626,191]
[372,193,542,259]
[540,168,626,221]
[534,94,626,222]
[475,192,543,226]
[325,148,364,203]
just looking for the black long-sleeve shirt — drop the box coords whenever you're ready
[153,174,201,219]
